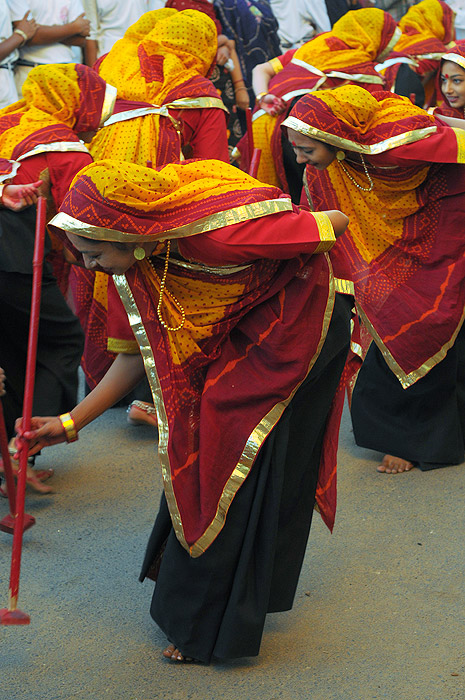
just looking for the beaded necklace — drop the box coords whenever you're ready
[148,241,186,332]
[337,153,374,192]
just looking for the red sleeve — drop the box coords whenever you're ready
[171,107,230,163]
[277,49,296,69]
[13,151,93,210]
[178,206,335,265]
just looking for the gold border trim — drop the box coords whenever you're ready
[289,58,383,84]
[356,300,465,388]
[114,255,335,557]
[282,116,437,154]
[103,106,168,127]
[112,273,187,546]
[0,159,20,182]
[313,211,336,252]
[375,56,419,72]
[334,277,354,295]
[99,83,117,127]
[107,337,139,354]
[168,257,253,276]
[376,27,402,63]
[16,142,90,160]
[164,96,229,113]
[269,56,284,74]
[189,253,336,556]
[442,52,465,72]
[50,198,294,243]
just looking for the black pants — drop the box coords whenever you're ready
[0,269,84,440]
[140,294,351,662]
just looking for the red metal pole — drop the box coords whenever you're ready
[0,196,46,625]
[248,149,262,179]
[246,107,254,158]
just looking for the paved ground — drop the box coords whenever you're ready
[1,401,464,700]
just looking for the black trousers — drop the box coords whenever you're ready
[140,294,351,662]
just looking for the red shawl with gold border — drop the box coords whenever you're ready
[52,159,339,553]
[284,86,465,388]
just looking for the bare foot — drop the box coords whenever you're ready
[162,643,195,663]
[377,454,415,474]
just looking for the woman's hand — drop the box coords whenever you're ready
[14,415,68,457]
[235,86,250,111]
[257,94,286,116]
[1,180,43,210]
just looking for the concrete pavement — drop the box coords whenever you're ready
[1,403,464,700]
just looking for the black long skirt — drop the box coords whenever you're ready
[140,294,352,663]
[351,324,465,470]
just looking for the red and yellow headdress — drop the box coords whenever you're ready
[0,64,116,161]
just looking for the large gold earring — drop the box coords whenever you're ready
[134,246,146,260]
[336,150,345,162]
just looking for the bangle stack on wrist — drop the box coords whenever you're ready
[13,28,28,46]
[255,92,268,104]
[59,412,79,443]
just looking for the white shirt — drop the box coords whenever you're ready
[0,0,19,107]
[86,0,163,57]
[7,0,85,64]
[270,0,331,49]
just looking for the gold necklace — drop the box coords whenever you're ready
[148,241,186,332]
[337,153,374,192]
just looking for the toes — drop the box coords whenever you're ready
[162,644,176,658]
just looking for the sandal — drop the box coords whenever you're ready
[0,454,54,494]
[127,400,158,428]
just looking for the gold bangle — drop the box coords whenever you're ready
[59,412,79,443]
[13,28,28,46]
[255,91,268,104]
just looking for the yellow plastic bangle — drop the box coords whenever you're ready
[59,412,78,443]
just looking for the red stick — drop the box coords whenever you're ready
[245,107,254,158]
[248,148,262,179]
[0,197,46,625]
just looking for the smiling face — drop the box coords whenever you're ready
[440,60,465,110]
[287,128,336,169]
[67,233,137,275]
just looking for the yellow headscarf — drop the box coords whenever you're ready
[0,64,115,160]
[295,8,399,69]
[395,0,454,52]
[52,159,287,242]
[98,9,217,104]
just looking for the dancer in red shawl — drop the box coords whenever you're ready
[377,0,455,107]
[238,8,399,201]
[72,9,230,398]
[19,158,351,662]
[283,85,465,475]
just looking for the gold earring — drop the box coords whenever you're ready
[336,150,345,162]
[134,246,146,260]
